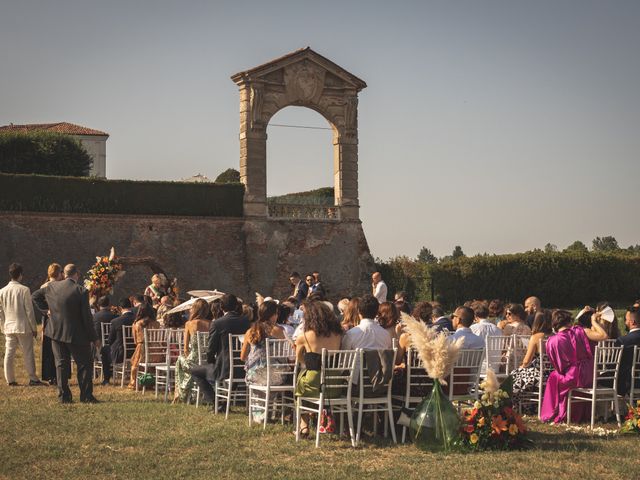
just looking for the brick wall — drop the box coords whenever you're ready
[0,212,375,302]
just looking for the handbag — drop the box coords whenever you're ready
[137,372,155,387]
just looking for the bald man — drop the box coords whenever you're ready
[371,272,387,303]
[524,296,541,328]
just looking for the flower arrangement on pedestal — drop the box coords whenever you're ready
[401,313,465,452]
[84,247,125,299]
[457,370,531,450]
[620,400,640,434]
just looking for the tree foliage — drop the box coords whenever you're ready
[564,240,589,253]
[592,236,620,252]
[0,131,92,176]
[214,168,241,184]
[544,243,558,253]
[417,247,438,264]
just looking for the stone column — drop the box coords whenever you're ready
[238,84,267,216]
[334,134,359,220]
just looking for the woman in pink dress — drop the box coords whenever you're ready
[540,310,607,423]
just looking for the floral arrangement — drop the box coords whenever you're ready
[620,400,640,434]
[84,247,125,298]
[401,312,464,452]
[457,370,531,450]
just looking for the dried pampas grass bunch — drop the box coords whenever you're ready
[401,312,464,384]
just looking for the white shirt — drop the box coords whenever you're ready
[341,318,392,351]
[0,280,37,335]
[373,281,388,303]
[471,318,502,339]
[450,327,485,350]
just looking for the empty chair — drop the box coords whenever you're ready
[567,345,623,428]
[485,335,512,379]
[446,348,485,407]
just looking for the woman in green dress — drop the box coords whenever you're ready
[173,299,212,403]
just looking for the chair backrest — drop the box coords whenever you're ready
[448,348,485,400]
[101,322,111,345]
[631,345,640,404]
[358,347,398,399]
[405,347,433,399]
[485,335,512,375]
[122,325,135,360]
[319,348,358,398]
[228,334,245,381]
[265,338,296,385]
[164,328,184,365]
[598,339,618,348]
[592,345,623,389]
[512,334,530,365]
[538,337,554,377]
[196,331,209,366]
[143,328,168,363]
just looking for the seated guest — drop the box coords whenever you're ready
[210,298,223,320]
[396,302,435,362]
[190,294,250,405]
[241,301,286,423]
[276,303,294,338]
[336,297,350,324]
[511,310,553,411]
[144,274,167,308]
[294,300,343,436]
[499,304,532,336]
[155,296,174,327]
[173,299,213,403]
[341,295,392,351]
[377,301,401,344]
[430,305,453,332]
[127,302,161,389]
[470,301,501,340]
[341,297,361,332]
[108,298,136,367]
[596,301,621,339]
[164,311,186,330]
[92,296,117,385]
[488,299,505,324]
[524,296,542,328]
[450,306,484,349]
[616,306,640,396]
[541,309,607,423]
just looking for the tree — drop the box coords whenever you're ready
[544,243,558,253]
[416,246,437,264]
[451,245,465,260]
[0,131,92,176]
[214,168,240,184]
[564,240,589,254]
[592,236,619,252]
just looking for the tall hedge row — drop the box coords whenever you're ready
[0,173,244,217]
[377,252,640,308]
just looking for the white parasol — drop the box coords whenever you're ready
[165,294,224,315]
[187,289,225,298]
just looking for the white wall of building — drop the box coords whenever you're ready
[76,135,108,177]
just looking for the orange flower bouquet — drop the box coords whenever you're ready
[619,401,640,434]
[84,247,125,298]
[457,370,532,451]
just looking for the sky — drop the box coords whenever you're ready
[1,0,639,260]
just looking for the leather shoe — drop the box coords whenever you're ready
[61,398,73,404]
[101,379,111,386]
[29,380,46,386]
[8,382,18,386]
[81,396,100,404]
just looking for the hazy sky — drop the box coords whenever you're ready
[2,1,639,260]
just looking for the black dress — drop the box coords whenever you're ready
[41,315,57,383]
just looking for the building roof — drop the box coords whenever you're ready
[231,47,367,91]
[181,173,212,183]
[0,122,109,137]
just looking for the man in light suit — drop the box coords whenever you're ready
[32,264,98,403]
[0,263,43,386]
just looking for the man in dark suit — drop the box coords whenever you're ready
[108,298,136,365]
[191,293,249,405]
[32,264,98,403]
[615,306,640,396]
[92,296,117,385]
[431,306,454,332]
[289,272,308,306]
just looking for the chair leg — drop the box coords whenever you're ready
[346,403,355,447]
[315,404,322,449]
[567,391,572,425]
[248,387,253,426]
[225,385,232,420]
[590,393,596,429]
[355,403,364,447]
[295,398,301,442]
[614,394,621,427]
[388,402,397,443]
[214,383,219,414]
[263,388,269,430]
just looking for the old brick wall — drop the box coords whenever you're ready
[0,212,374,302]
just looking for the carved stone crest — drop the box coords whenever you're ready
[284,61,325,104]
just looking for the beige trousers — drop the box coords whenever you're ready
[4,333,39,383]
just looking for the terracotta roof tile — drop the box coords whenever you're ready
[0,122,109,137]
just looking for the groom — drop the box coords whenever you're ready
[32,264,99,403]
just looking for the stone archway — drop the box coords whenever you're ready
[231,48,366,220]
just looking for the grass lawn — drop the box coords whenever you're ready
[1,331,639,480]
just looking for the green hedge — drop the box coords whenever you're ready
[0,173,244,217]
[378,252,640,308]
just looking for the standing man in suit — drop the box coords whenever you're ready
[108,298,136,365]
[289,272,308,306]
[191,293,249,405]
[616,306,640,396]
[0,263,43,386]
[32,264,98,403]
